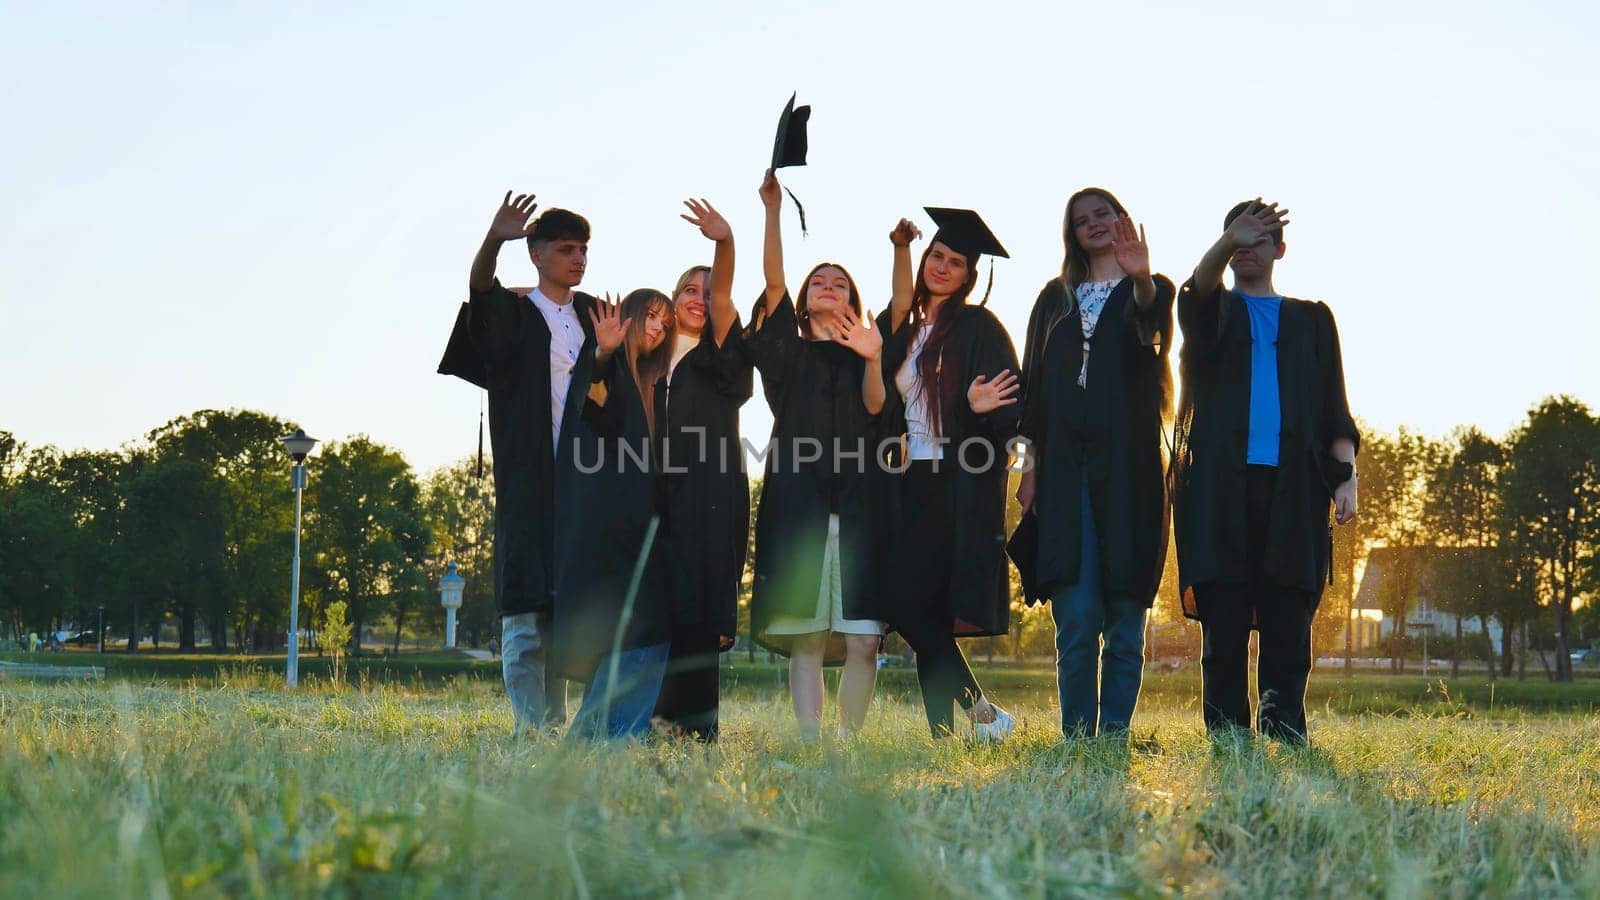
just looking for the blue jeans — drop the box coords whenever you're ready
[501,612,568,736]
[569,642,671,741]
[1051,486,1148,737]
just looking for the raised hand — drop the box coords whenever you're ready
[681,198,732,242]
[889,218,922,247]
[1225,198,1290,248]
[759,168,782,211]
[488,190,539,243]
[1111,216,1151,281]
[588,293,633,357]
[831,305,882,360]
[967,369,1020,414]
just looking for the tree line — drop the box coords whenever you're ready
[2,396,1595,678]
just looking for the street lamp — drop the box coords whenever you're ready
[439,562,465,649]
[281,428,318,687]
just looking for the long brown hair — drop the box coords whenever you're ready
[619,288,675,436]
[1059,187,1129,315]
[795,262,862,339]
[908,242,980,437]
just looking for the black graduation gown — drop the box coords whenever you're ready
[740,293,883,659]
[877,304,1021,636]
[439,281,601,619]
[1017,276,1174,608]
[660,322,754,644]
[551,354,672,681]
[1170,281,1360,611]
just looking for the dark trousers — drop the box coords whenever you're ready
[889,461,983,738]
[653,624,722,741]
[896,614,982,738]
[1195,465,1315,744]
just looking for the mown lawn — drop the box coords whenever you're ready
[3,668,1599,898]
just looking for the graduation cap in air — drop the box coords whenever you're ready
[771,92,811,235]
[924,207,1009,305]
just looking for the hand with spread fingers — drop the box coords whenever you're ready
[588,293,633,358]
[682,198,731,242]
[488,190,539,243]
[831,304,882,361]
[1111,216,1151,281]
[968,369,1021,415]
[889,218,921,247]
[1225,198,1290,248]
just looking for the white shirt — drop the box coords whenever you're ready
[894,321,944,460]
[529,287,585,451]
[668,333,698,379]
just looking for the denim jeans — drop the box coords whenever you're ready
[501,612,567,736]
[1051,486,1148,737]
[569,642,671,741]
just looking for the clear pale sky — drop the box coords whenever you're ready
[4,1,1596,472]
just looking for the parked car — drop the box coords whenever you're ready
[1570,649,1599,666]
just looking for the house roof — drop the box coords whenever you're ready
[1353,546,1493,612]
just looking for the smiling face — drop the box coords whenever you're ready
[1069,194,1120,255]
[672,267,710,336]
[919,241,970,298]
[805,265,851,318]
[529,238,588,288]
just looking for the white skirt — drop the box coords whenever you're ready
[764,514,885,637]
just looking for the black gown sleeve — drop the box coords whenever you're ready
[1176,277,1226,361]
[1017,282,1059,444]
[579,352,627,439]
[697,316,754,402]
[968,309,1024,443]
[1126,274,1176,351]
[466,279,526,373]
[740,292,800,403]
[1316,301,1360,455]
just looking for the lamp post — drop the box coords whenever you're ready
[281,428,319,687]
[96,605,105,654]
[439,562,464,649]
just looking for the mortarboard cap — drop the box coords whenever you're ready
[924,207,1010,261]
[771,92,810,170]
[770,93,811,235]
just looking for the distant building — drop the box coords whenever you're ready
[1349,547,1504,650]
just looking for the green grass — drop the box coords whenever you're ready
[3,670,1599,897]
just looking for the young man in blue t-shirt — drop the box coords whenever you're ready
[1173,199,1360,745]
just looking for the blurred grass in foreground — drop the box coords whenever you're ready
[2,673,1599,897]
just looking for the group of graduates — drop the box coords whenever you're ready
[440,157,1359,748]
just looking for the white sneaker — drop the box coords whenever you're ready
[973,706,1015,743]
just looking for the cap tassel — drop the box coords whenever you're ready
[783,185,809,237]
[979,258,995,306]
[476,394,485,479]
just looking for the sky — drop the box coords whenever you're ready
[3,0,1597,473]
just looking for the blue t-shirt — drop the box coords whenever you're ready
[1240,292,1282,466]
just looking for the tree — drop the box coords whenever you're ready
[147,410,299,651]
[122,458,228,651]
[1423,427,1506,677]
[305,437,431,656]
[320,600,353,687]
[1500,397,1600,682]
[1360,427,1446,672]
[423,458,496,647]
